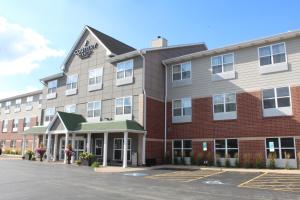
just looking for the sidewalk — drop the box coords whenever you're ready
[0,154,22,160]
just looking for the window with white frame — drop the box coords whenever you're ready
[66,74,78,90]
[116,60,133,80]
[10,140,16,148]
[172,98,192,117]
[266,137,295,159]
[173,140,192,158]
[38,94,43,105]
[89,68,103,86]
[64,104,76,113]
[115,96,132,117]
[258,43,286,66]
[2,120,8,132]
[172,62,191,81]
[15,99,21,110]
[48,80,57,94]
[12,119,18,132]
[26,96,33,107]
[215,139,238,158]
[5,101,11,110]
[87,101,101,118]
[95,138,103,156]
[211,53,234,74]
[24,117,30,129]
[113,138,131,161]
[44,108,55,124]
[0,140,5,148]
[262,87,291,110]
[213,93,236,113]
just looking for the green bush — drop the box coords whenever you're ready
[268,153,276,169]
[75,160,81,165]
[79,152,95,160]
[91,161,100,168]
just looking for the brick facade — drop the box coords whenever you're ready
[165,86,300,166]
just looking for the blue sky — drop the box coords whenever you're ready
[0,0,299,98]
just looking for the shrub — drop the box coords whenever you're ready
[225,158,231,168]
[75,160,81,165]
[196,152,203,166]
[268,152,276,169]
[255,154,265,169]
[79,152,95,160]
[284,152,291,169]
[91,161,100,168]
[31,157,36,161]
[234,153,240,168]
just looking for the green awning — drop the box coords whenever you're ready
[23,126,47,135]
[57,111,86,131]
[74,120,145,133]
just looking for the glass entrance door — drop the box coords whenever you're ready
[59,137,86,160]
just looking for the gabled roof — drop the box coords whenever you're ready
[87,26,136,55]
[57,111,86,131]
[61,25,136,70]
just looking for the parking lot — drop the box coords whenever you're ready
[0,160,299,200]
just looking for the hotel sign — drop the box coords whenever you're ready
[74,40,98,59]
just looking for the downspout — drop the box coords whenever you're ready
[162,61,168,159]
[138,51,146,130]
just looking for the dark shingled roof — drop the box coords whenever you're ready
[57,111,87,131]
[87,26,136,55]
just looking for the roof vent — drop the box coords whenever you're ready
[151,36,168,48]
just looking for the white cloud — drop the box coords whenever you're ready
[0,85,41,99]
[0,17,64,76]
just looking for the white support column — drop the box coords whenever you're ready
[21,135,26,156]
[103,132,108,167]
[53,134,58,162]
[123,132,128,168]
[46,133,52,162]
[32,135,36,151]
[87,133,91,153]
[42,134,46,147]
[71,133,75,163]
[142,133,146,165]
[64,132,69,164]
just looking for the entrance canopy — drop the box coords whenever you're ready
[22,111,145,135]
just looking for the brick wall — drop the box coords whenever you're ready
[167,86,300,139]
[146,140,164,164]
[146,97,165,139]
[30,117,38,127]
[239,140,266,166]
[18,118,24,133]
[7,120,13,133]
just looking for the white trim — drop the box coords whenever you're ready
[87,101,101,119]
[95,138,103,156]
[172,97,192,123]
[113,137,132,162]
[171,61,192,83]
[116,59,134,86]
[45,112,68,134]
[213,93,237,120]
[115,96,133,120]
[46,92,57,100]
[211,53,235,81]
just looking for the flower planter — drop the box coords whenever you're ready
[81,159,92,166]
[25,154,32,160]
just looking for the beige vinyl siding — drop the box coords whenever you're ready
[167,37,300,100]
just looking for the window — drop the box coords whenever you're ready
[38,94,43,105]
[95,138,103,156]
[26,96,33,106]
[172,62,191,81]
[15,99,21,109]
[64,104,76,113]
[87,101,101,118]
[173,140,192,158]
[262,86,292,117]
[115,97,132,119]
[48,80,57,94]
[213,93,236,113]
[117,60,133,80]
[215,139,238,158]
[113,138,131,161]
[24,117,30,129]
[89,68,103,85]
[0,140,5,148]
[266,137,295,159]
[259,43,286,66]
[13,119,18,132]
[66,74,78,90]
[5,101,11,111]
[263,87,291,109]
[2,120,8,132]
[172,98,192,117]
[44,108,55,124]
[211,53,234,74]
[10,140,16,149]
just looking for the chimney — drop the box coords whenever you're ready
[151,36,168,48]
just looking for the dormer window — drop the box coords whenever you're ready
[66,74,78,96]
[116,59,133,86]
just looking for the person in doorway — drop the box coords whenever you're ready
[65,144,74,164]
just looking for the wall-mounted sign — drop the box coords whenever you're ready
[269,142,275,152]
[203,142,207,151]
[74,40,98,59]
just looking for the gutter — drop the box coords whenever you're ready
[162,61,168,159]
